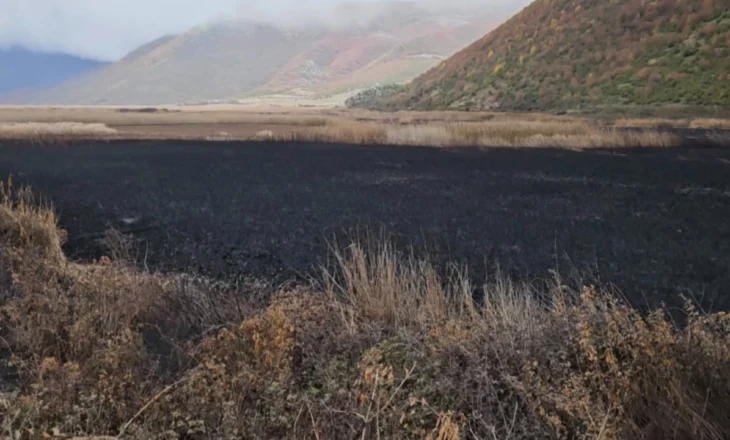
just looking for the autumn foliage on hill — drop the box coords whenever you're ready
[382,0,730,111]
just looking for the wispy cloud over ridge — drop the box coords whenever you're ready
[0,0,522,61]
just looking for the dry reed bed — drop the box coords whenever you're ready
[0,107,726,148]
[0,111,730,149]
[1,105,728,133]
[273,121,682,148]
[0,122,118,143]
[2,184,730,439]
[0,106,585,126]
[0,106,333,126]
[614,117,730,129]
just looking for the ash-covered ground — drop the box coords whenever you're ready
[1,141,729,311]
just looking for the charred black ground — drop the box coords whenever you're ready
[1,140,729,311]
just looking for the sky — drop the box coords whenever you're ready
[0,0,521,62]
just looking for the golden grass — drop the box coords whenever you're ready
[3,186,730,439]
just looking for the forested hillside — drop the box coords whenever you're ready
[381,0,730,111]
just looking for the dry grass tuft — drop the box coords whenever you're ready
[2,186,730,439]
[0,178,65,266]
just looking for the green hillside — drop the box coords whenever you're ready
[380,0,730,111]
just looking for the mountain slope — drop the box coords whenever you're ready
[0,48,107,95]
[255,18,495,97]
[26,23,318,105]
[20,2,516,105]
[382,0,730,111]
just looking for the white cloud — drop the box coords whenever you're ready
[0,0,522,61]
[0,0,243,60]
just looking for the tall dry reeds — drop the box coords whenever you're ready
[0,109,706,148]
[270,121,682,148]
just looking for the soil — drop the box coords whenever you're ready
[1,140,729,311]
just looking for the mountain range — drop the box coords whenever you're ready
[0,47,108,96]
[8,1,516,105]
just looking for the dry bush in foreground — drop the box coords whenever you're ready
[2,186,730,439]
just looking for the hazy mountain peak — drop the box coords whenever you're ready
[0,47,108,95]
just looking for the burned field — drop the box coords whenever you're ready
[1,141,729,310]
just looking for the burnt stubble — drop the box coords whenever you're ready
[1,141,729,310]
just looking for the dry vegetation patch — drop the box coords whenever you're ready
[0,107,706,148]
[0,122,118,143]
[689,119,730,130]
[273,121,681,148]
[614,118,687,129]
[614,118,730,130]
[2,185,730,439]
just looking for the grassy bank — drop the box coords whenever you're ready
[2,184,730,439]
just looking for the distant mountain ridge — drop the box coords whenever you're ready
[0,47,108,95]
[23,23,318,105]
[11,1,517,105]
[379,0,730,111]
